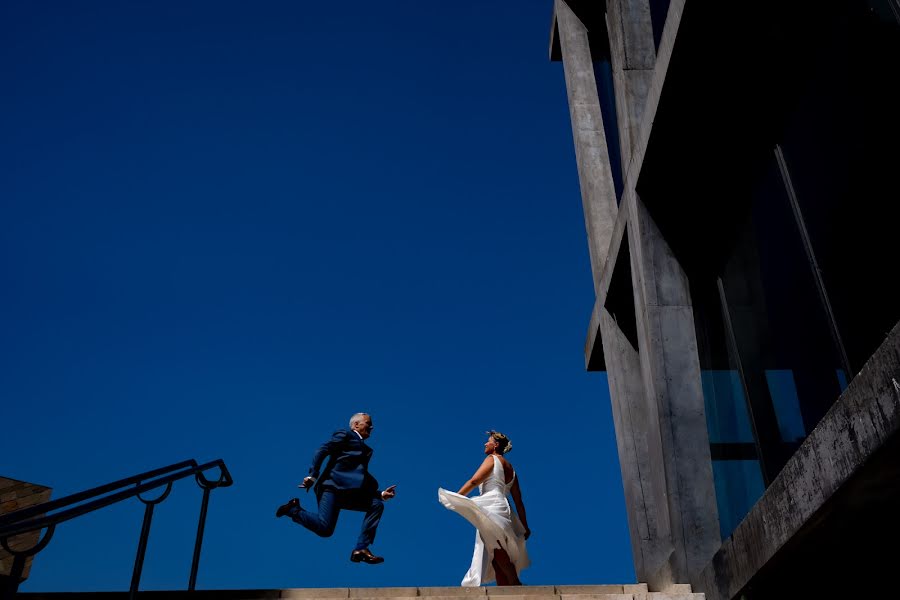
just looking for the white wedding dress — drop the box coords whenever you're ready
[438,455,530,586]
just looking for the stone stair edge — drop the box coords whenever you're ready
[17,583,702,600]
[17,588,705,600]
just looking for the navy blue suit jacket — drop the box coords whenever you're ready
[308,429,380,499]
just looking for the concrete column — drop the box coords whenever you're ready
[556,0,619,291]
[599,307,674,581]
[627,194,721,587]
[605,0,656,166]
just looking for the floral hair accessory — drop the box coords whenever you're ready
[486,430,512,454]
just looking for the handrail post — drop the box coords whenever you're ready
[1,524,55,600]
[0,459,230,597]
[188,486,211,591]
[0,554,25,600]
[129,502,155,599]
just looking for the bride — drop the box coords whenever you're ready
[438,431,531,586]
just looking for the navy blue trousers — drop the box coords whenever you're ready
[289,489,384,551]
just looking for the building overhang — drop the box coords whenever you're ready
[634,1,848,268]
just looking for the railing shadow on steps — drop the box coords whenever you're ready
[0,459,232,600]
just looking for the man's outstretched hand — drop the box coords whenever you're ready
[381,484,397,500]
[298,476,315,491]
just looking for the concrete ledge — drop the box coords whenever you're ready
[693,321,900,600]
[489,587,556,595]
[420,597,491,600]
[559,595,630,600]
[350,590,417,598]
[559,594,701,600]
[483,595,557,600]
[556,586,624,594]
[15,594,702,600]
[17,592,285,600]
[357,597,485,600]
[649,586,691,595]
[18,585,686,600]
[418,588,486,596]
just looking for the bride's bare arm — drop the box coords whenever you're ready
[457,457,495,496]
[510,477,531,539]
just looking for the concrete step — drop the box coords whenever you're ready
[18,584,703,600]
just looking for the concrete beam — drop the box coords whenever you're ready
[585,186,632,370]
[600,307,674,580]
[620,0,686,193]
[569,1,718,586]
[585,299,604,371]
[605,0,656,167]
[583,0,676,369]
[556,0,619,294]
[627,192,720,587]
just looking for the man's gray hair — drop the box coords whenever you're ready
[349,412,370,427]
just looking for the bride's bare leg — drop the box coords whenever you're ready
[492,548,521,586]
[493,560,510,586]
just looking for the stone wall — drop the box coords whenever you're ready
[0,477,52,583]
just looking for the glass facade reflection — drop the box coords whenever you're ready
[702,370,764,538]
[688,5,900,535]
[693,279,765,538]
[719,155,847,478]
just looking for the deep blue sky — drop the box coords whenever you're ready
[1,0,633,592]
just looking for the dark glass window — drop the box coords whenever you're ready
[711,459,765,539]
[693,280,765,539]
[716,157,847,482]
[593,60,624,202]
[777,7,900,377]
[636,0,898,540]
[866,0,900,24]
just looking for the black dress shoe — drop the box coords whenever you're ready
[275,498,299,518]
[350,548,384,564]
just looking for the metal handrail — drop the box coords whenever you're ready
[0,458,232,599]
[0,460,231,537]
[0,459,198,529]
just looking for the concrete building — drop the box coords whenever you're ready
[548,1,900,598]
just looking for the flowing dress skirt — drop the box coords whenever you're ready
[438,487,530,586]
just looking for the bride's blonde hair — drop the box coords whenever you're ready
[487,430,512,454]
